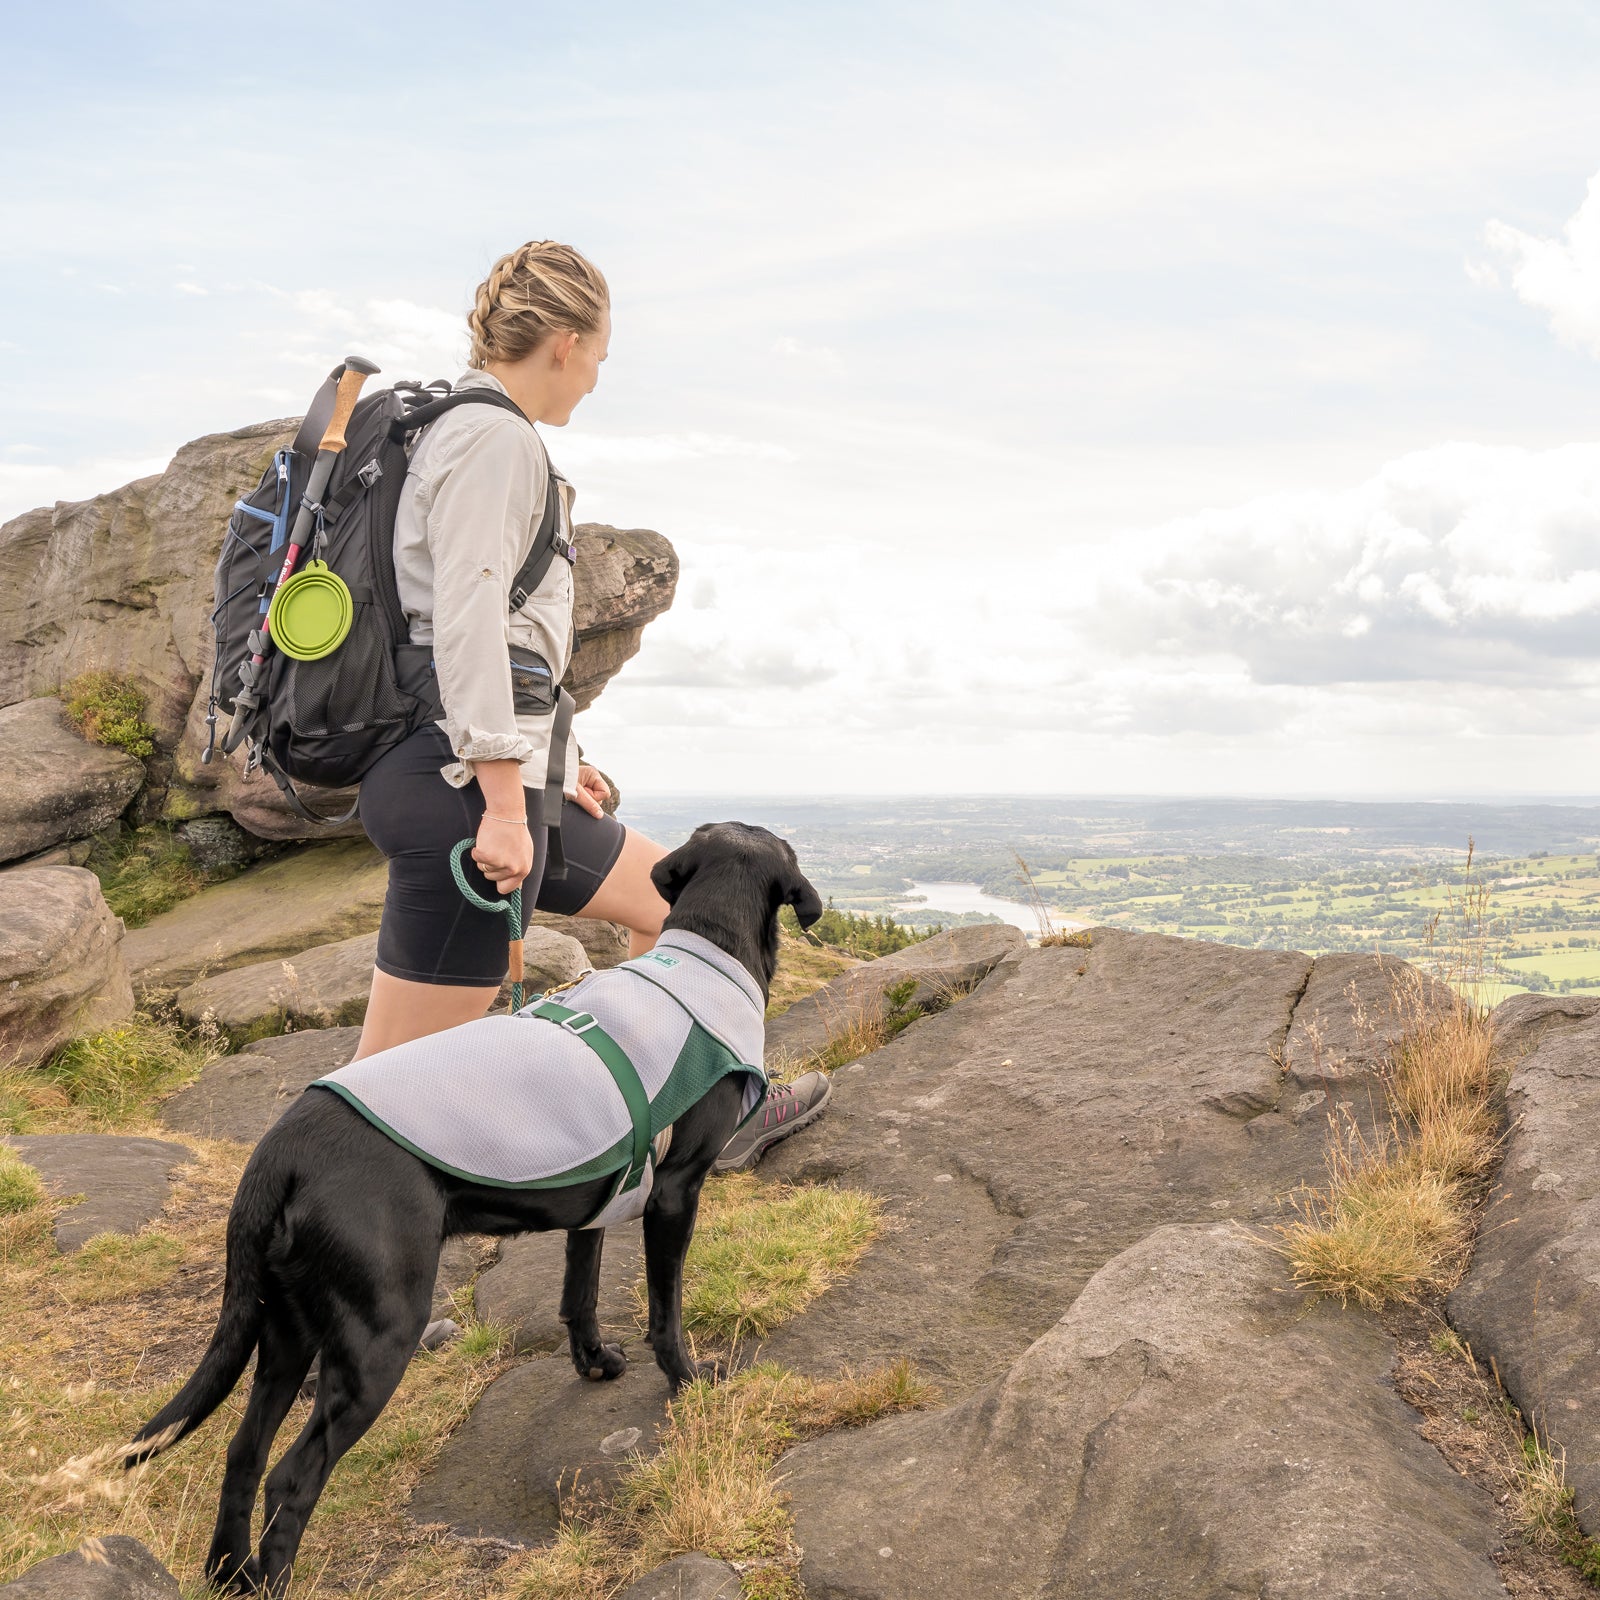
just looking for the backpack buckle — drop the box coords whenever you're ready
[560,1011,599,1036]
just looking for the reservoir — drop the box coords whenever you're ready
[896,880,1089,937]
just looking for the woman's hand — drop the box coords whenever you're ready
[571,763,611,819]
[472,814,535,895]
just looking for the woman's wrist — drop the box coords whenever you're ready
[484,812,529,826]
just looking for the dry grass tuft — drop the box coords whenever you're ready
[1276,841,1505,1309]
[495,1358,935,1600]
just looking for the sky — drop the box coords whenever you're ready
[5,2,1600,797]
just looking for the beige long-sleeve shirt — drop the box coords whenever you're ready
[392,371,584,795]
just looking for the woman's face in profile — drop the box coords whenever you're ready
[543,310,611,426]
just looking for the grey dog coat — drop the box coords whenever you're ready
[311,930,767,1228]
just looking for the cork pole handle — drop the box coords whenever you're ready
[317,356,381,455]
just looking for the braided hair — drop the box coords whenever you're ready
[467,241,610,369]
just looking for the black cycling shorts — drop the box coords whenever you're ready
[360,722,626,987]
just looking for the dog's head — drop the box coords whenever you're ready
[650,822,822,998]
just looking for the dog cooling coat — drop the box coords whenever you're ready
[311,930,767,1228]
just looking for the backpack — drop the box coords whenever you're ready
[203,361,574,826]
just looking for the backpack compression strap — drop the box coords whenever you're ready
[524,999,653,1193]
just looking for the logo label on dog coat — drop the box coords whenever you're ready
[639,952,680,968]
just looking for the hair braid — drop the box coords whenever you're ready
[467,241,609,369]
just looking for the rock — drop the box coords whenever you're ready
[433,1233,497,1316]
[0,865,134,1067]
[122,838,388,992]
[529,909,630,970]
[173,813,272,875]
[475,1223,644,1353]
[0,1134,190,1252]
[759,931,1442,1393]
[410,1354,668,1543]
[765,923,1025,1067]
[615,1553,741,1600]
[175,932,380,1039]
[0,699,145,865]
[498,926,591,1005]
[0,1535,182,1598]
[783,1224,1505,1600]
[1,418,678,838]
[420,1318,462,1351]
[1449,999,1600,1530]
[158,1027,361,1142]
[1486,989,1600,1063]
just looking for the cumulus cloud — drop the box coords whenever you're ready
[1486,173,1600,356]
[1079,441,1600,689]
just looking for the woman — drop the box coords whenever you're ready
[352,240,829,1168]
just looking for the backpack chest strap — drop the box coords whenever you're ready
[524,1000,652,1189]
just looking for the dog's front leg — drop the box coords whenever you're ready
[642,1179,715,1393]
[561,1229,627,1381]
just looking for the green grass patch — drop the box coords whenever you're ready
[0,1146,46,1217]
[85,826,202,928]
[60,671,157,760]
[668,1171,884,1343]
[0,1013,216,1135]
[62,1231,185,1306]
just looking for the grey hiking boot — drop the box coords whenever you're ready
[714,1071,833,1171]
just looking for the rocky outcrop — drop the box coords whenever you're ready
[121,837,389,992]
[615,1555,739,1600]
[1,422,678,839]
[0,698,144,864]
[159,1027,361,1142]
[474,1224,645,1353]
[0,1536,182,1599]
[1,1134,190,1252]
[760,928,1432,1391]
[0,865,133,1067]
[765,923,1025,1067]
[1449,993,1600,1530]
[783,1224,1506,1600]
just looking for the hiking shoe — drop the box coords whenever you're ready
[714,1071,833,1171]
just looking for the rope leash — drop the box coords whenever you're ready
[449,839,525,1010]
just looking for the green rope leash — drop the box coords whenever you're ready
[450,839,525,1010]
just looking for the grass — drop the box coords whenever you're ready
[60,671,157,760]
[492,1359,934,1600]
[664,1171,885,1343]
[0,1145,46,1217]
[85,826,203,928]
[0,1011,218,1135]
[1276,843,1504,1309]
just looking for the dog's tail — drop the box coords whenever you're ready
[124,1152,284,1467]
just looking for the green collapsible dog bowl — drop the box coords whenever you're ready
[267,561,353,661]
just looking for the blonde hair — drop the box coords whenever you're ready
[467,241,610,369]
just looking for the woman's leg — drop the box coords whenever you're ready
[570,828,670,958]
[352,972,500,1060]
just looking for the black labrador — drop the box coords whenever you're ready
[127,821,822,1596]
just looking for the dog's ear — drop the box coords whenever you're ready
[651,837,704,906]
[784,869,824,930]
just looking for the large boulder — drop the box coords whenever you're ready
[0,698,145,865]
[474,1223,644,1353]
[121,837,389,992]
[0,1536,182,1598]
[765,923,1025,1067]
[759,929,1442,1392]
[0,865,133,1067]
[159,1027,361,1142]
[1449,994,1600,1530]
[783,1224,1506,1600]
[615,1555,740,1600]
[0,420,678,839]
[1,1134,191,1252]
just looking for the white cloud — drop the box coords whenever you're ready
[1487,172,1600,356]
[0,455,172,523]
[175,281,207,296]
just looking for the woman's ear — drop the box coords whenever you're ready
[786,873,824,929]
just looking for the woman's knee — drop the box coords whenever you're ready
[576,829,669,937]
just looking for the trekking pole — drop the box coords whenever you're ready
[223,355,381,754]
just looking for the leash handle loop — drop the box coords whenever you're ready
[450,838,525,1009]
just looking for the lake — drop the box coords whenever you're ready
[897,880,1089,937]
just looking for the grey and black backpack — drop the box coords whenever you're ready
[204,361,572,825]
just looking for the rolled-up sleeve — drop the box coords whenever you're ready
[423,420,547,780]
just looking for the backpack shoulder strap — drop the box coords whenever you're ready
[393,387,575,614]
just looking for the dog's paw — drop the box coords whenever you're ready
[579,1342,627,1382]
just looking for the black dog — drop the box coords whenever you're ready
[128,822,821,1595]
